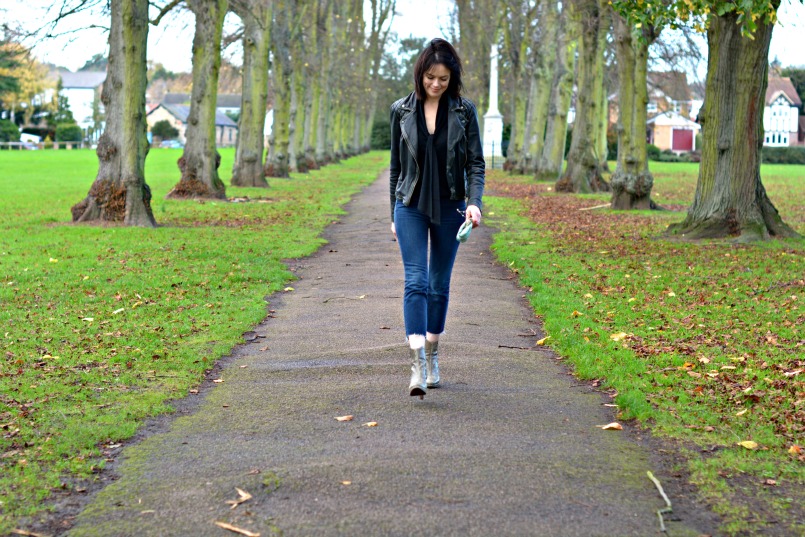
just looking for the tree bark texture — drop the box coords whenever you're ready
[502,0,533,171]
[265,0,293,178]
[288,62,300,172]
[71,0,156,227]
[556,0,609,193]
[535,2,576,182]
[363,0,395,151]
[313,0,332,165]
[517,0,558,174]
[667,6,799,241]
[301,71,317,170]
[231,0,271,187]
[610,11,655,210]
[597,81,609,171]
[167,0,228,199]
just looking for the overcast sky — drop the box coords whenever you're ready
[1,0,803,76]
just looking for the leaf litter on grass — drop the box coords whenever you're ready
[486,167,805,535]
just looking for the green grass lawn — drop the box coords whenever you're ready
[0,148,389,532]
[486,162,805,536]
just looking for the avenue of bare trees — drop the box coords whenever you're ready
[23,0,801,240]
[461,0,802,241]
[67,0,395,226]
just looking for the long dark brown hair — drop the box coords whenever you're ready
[412,38,463,101]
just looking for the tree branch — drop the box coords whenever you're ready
[150,0,184,26]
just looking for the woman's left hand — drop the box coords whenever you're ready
[466,205,482,228]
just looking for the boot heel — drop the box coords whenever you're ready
[425,340,441,388]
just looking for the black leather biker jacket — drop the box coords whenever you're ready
[389,92,485,222]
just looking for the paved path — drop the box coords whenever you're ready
[67,172,715,536]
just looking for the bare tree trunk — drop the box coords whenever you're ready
[71,0,156,227]
[302,71,317,169]
[265,0,292,178]
[556,0,609,193]
[517,0,557,174]
[455,0,498,127]
[667,5,798,241]
[231,0,271,187]
[535,2,576,182]
[167,0,228,199]
[363,0,395,151]
[314,0,332,165]
[597,82,609,171]
[502,1,532,171]
[288,65,300,171]
[610,11,656,210]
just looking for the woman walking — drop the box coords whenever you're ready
[389,38,485,398]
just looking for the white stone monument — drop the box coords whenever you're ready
[483,43,504,168]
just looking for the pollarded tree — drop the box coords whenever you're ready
[555,0,610,193]
[230,0,272,187]
[71,0,156,227]
[166,0,229,199]
[619,0,801,240]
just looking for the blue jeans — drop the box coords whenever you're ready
[394,199,466,337]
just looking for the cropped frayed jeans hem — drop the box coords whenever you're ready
[394,199,466,338]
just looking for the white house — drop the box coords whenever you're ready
[763,78,802,147]
[146,103,238,147]
[59,71,106,137]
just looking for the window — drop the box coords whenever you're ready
[647,102,658,114]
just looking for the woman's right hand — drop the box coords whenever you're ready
[391,222,397,239]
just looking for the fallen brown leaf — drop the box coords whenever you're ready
[596,422,623,430]
[11,530,49,537]
[335,415,353,422]
[536,336,551,345]
[737,440,759,450]
[214,521,260,537]
[789,444,802,455]
[225,487,253,509]
[362,421,378,427]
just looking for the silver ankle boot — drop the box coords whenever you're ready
[425,340,441,388]
[409,346,427,399]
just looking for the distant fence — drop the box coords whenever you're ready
[0,141,88,150]
[0,141,239,151]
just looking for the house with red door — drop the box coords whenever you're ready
[647,110,701,153]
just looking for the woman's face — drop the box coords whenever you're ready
[422,63,451,100]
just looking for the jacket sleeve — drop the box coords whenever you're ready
[389,102,402,223]
[463,100,485,212]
